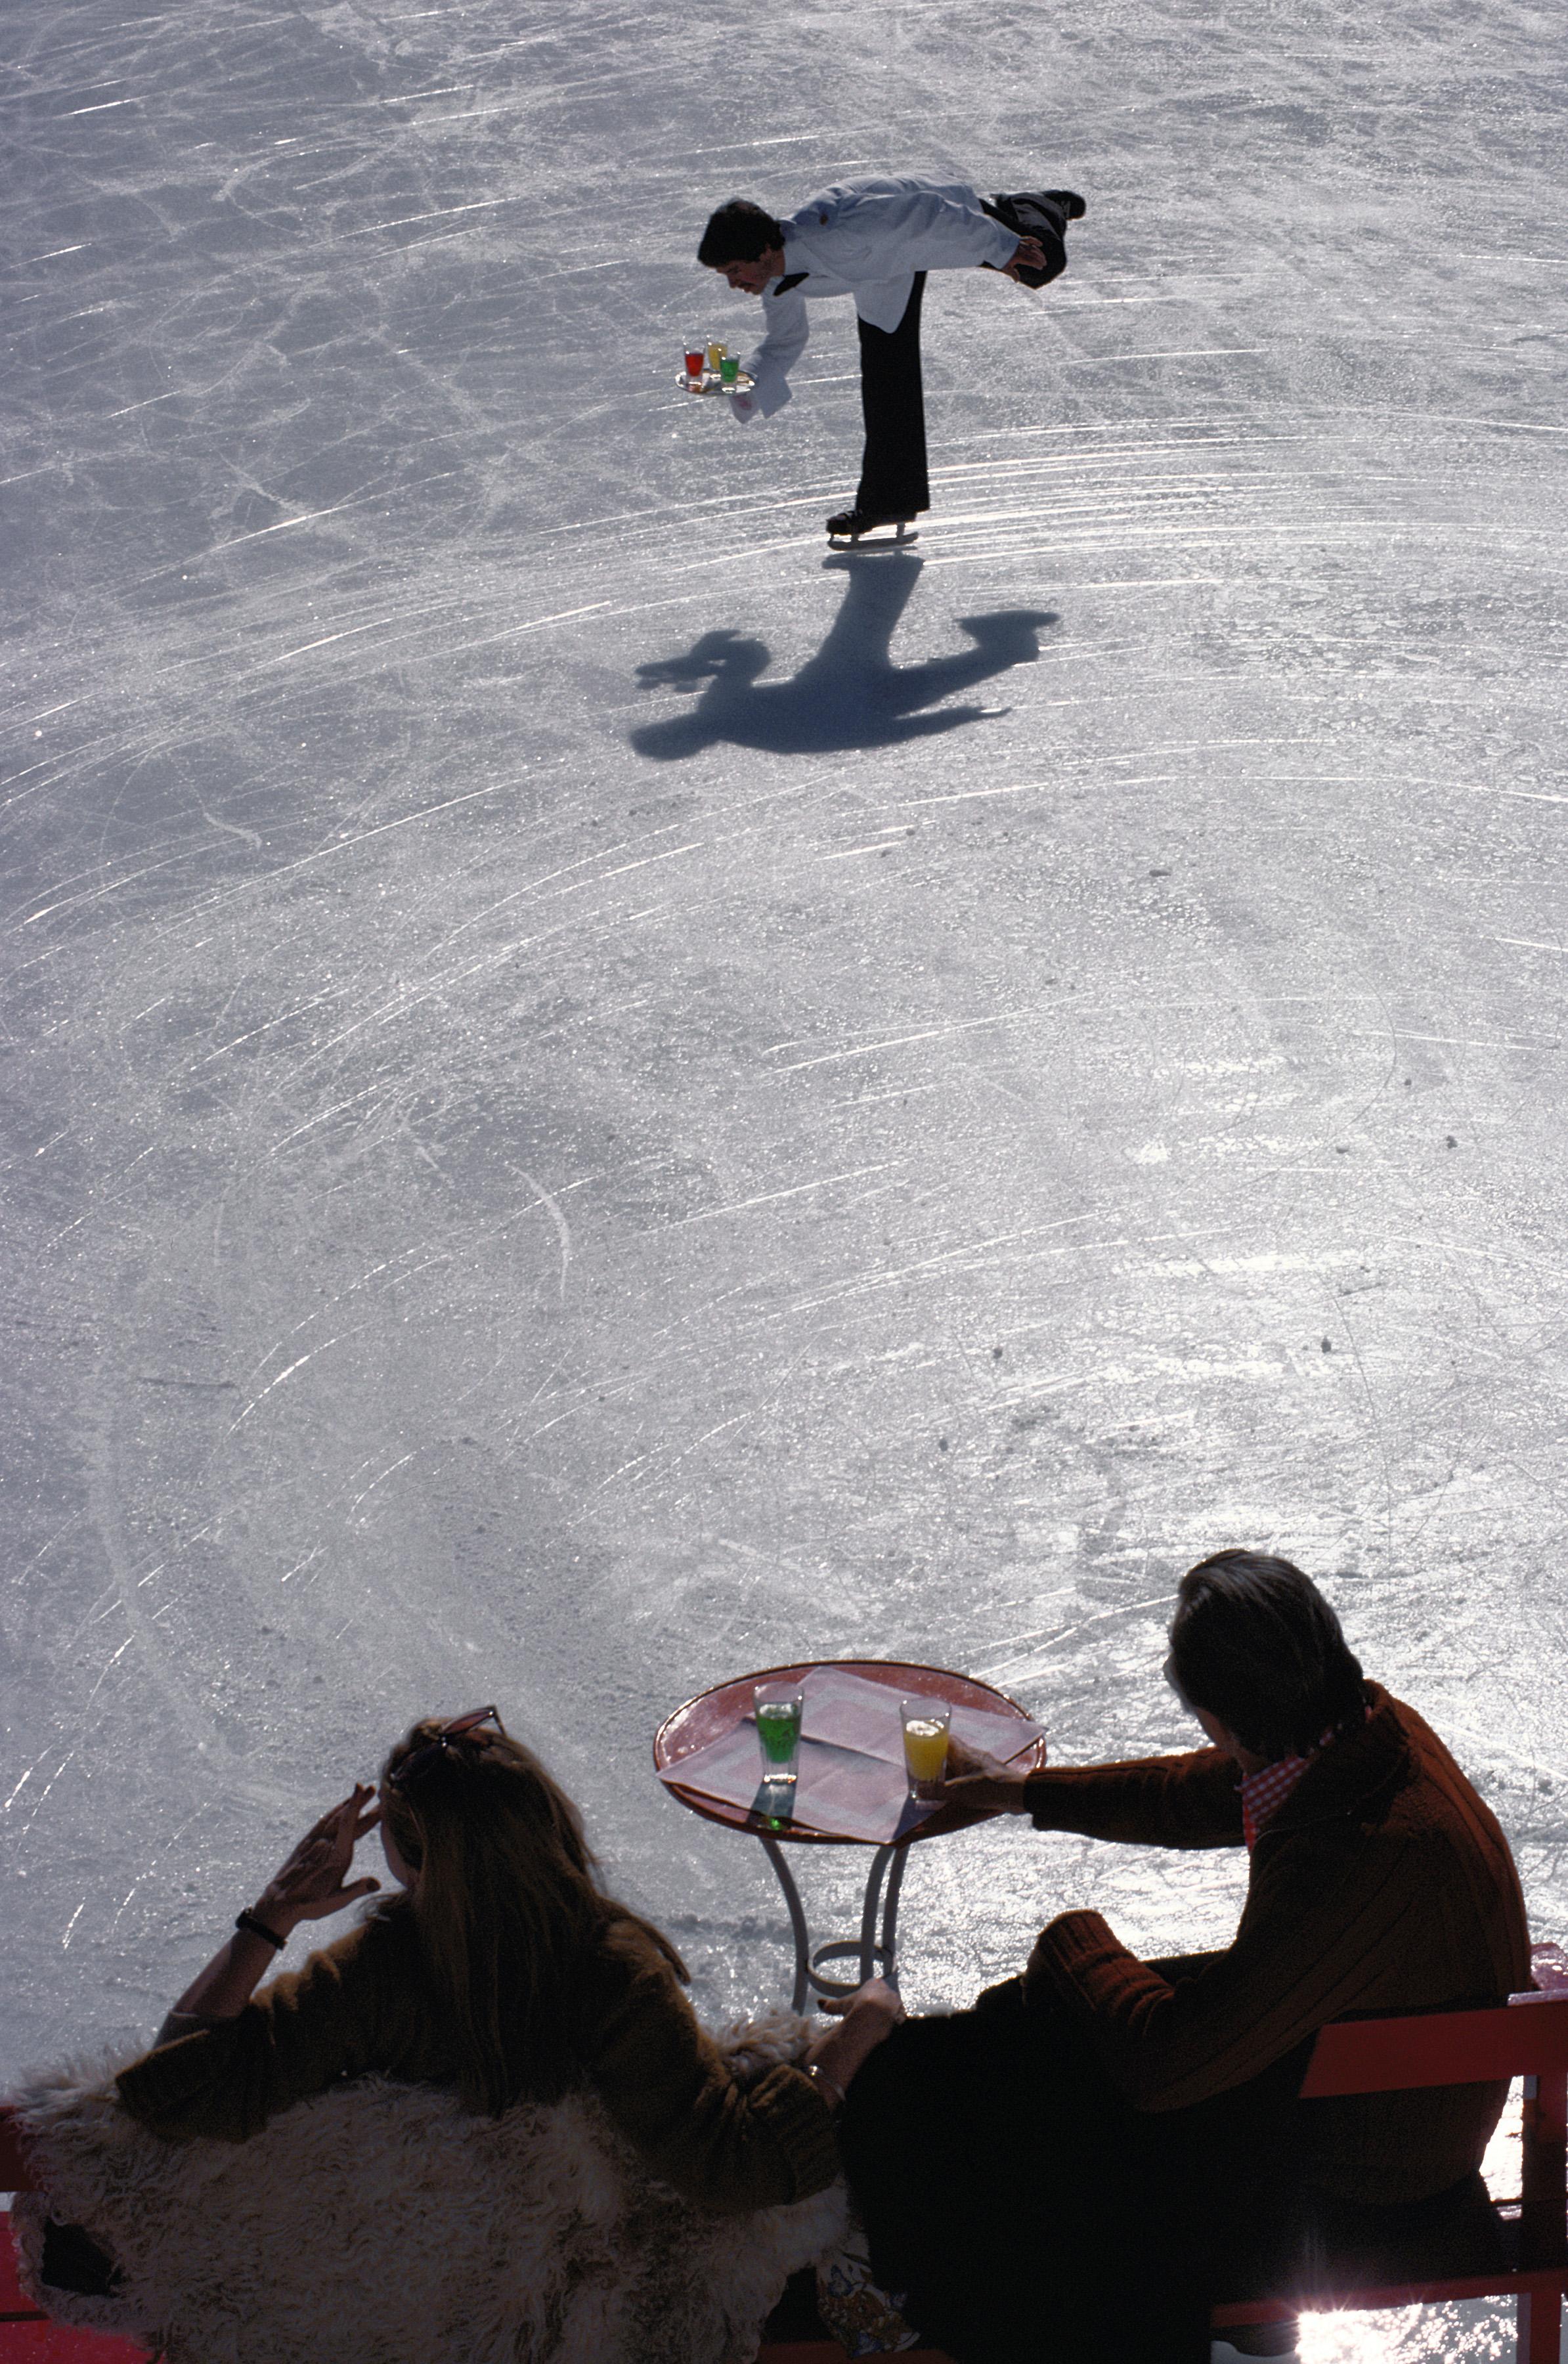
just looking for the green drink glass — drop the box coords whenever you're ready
[754,1682,804,1789]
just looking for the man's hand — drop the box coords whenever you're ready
[729,390,759,425]
[943,1733,1034,1814]
[1001,235,1049,284]
[254,1785,382,1937]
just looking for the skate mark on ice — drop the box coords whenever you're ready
[630,556,1056,760]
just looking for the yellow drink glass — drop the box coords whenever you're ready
[900,1698,951,1803]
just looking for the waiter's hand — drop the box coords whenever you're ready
[729,390,759,424]
[1001,235,1049,282]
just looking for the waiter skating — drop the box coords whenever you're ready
[697,175,1084,546]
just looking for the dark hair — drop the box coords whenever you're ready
[380,1717,686,2116]
[1167,1550,1366,1761]
[697,198,783,267]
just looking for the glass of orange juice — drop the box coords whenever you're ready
[900,1697,951,1803]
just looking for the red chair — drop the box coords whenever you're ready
[0,2114,150,2362]
[5,1948,1566,2363]
[0,2160,147,2354]
[1209,1937,1568,2364]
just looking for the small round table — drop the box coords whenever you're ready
[653,1657,1045,2012]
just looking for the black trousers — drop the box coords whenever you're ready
[840,1965,1504,2364]
[855,271,928,517]
[839,1968,1309,2364]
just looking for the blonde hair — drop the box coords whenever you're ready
[380,1716,685,2114]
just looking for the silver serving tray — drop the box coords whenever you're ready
[679,370,755,396]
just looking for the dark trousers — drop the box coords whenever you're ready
[840,1968,1308,2364]
[840,1963,1504,2364]
[855,271,928,517]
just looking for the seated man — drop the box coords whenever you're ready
[837,1550,1531,2364]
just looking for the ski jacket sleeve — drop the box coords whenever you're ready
[1024,1817,1474,2117]
[114,1915,427,2141]
[583,1935,838,2212]
[741,278,809,417]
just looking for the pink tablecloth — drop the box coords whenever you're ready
[657,1665,1043,1843]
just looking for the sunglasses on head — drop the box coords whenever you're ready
[386,1705,506,1792]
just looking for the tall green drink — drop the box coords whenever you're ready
[754,1682,804,1787]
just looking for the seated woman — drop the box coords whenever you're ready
[110,1707,900,2208]
[838,1552,1530,2364]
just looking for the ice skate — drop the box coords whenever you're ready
[1043,188,1087,221]
[825,506,920,550]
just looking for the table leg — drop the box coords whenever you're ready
[857,1845,892,1984]
[879,1843,909,1988]
[756,1837,911,2010]
[757,1830,814,2014]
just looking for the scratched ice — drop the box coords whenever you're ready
[3,2,1565,2353]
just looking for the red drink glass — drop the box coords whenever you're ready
[685,348,705,382]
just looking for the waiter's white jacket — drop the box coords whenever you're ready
[739,176,1018,419]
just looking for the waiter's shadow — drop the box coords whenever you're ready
[630,556,1058,760]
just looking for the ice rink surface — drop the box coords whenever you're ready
[3,0,1566,2349]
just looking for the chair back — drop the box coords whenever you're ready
[1297,1940,1568,2266]
[1300,1993,1568,2097]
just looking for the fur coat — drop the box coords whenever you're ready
[9,2011,846,2364]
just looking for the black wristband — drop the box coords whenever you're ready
[234,1908,286,1950]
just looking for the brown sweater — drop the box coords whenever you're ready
[1022,1684,1531,2203]
[116,1908,837,2216]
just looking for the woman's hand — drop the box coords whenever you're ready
[165,1785,383,2028]
[253,1785,382,1938]
[805,1977,906,2101]
[814,1975,904,2026]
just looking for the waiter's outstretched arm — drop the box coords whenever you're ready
[733,280,809,422]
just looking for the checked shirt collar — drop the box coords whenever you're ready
[1239,1747,1323,1850]
[1238,1701,1371,1849]
[1238,1716,1366,1850]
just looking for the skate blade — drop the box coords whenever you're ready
[826,525,920,552]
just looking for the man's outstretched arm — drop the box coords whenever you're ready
[945,1736,1244,1849]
